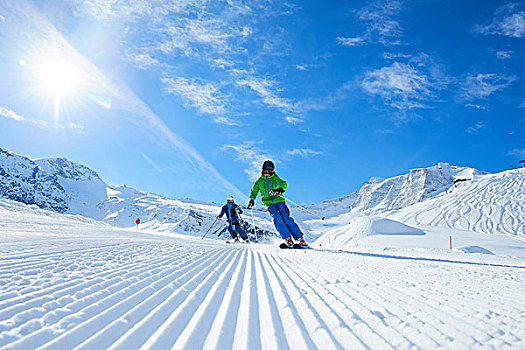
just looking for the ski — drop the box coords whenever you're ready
[279,243,311,249]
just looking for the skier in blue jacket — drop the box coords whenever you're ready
[218,196,249,242]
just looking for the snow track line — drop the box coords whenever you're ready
[135,249,239,349]
[0,246,180,313]
[258,252,317,349]
[0,242,138,265]
[35,247,226,350]
[264,254,347,350]
[107,248,235,349]
[253,248,287,349]
[270,253,372,349]
[60,249,226,350]
[202,248,249,349]
[0,246,185,323]
[278,253,410,349]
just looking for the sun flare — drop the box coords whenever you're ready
[37,57,81,97]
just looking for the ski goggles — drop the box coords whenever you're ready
[262,169,274,176]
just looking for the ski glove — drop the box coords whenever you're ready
[217,215,222,219]
[247,199,255,210]
[270,188,284,196]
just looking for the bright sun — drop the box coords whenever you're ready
[37,57,81,97]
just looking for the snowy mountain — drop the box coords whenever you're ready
[0,149,68,213]
[0,148,274,241]
[312,167,525,256]
[308,163,486,218]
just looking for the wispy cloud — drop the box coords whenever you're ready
[362,55,449,111]
[140,152,162,173]
[0,105,82,131]
[0,106,25,121]
[223,142,322,181]
[496,50,513,60]
[70,0,302,126]
[237,76,299,120]
[461,73,517,100]
[295,63,319,71]
[465,103,488,110]
[508,148,525,157]
[222,142,272,181]
[126,52,160,69]
[473,3,525,38]
[338,0,403,46]
[336,36,366,46]
[161,77,234,124]
[286,148,322,157]
[466,121,487,134]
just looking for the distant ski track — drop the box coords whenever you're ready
[0,239,523,349]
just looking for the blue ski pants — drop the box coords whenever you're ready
[228,223,248,239]
[267,201,303,240]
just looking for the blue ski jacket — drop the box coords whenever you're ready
[219,204,243,225]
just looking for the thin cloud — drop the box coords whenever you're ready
[336,36,366,46]
[0,106,25,121]
[338,0,403,46]
[466,121,487,134]
[141,152,163,173]
[508,148,525,157]
[461,73,517,100]
[286,148,322,157]
[222,142,272,181]
[0,105,81,131]
[362,56,448,111]
[162,76,232,124]
[473,3,525,38]
[127,53,160,69]
[237,76,300,120]
[496,51,513,60]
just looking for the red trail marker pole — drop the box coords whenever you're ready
[449,236,452,251]
[136,218,141,230]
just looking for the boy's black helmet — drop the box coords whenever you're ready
[262,160,275,171]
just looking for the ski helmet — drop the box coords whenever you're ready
[262,160,275,171]
[226,196,234,203]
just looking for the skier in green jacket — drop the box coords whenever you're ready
[247,160,307,247]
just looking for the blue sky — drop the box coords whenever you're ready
[0,0,524,205]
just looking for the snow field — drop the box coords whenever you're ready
[1,234,523,349]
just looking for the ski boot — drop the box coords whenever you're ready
[283,236,294,248]
[297,236,308,247]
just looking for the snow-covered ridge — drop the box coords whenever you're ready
[308,162,486,218]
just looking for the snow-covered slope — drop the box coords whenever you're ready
[0,206,523,349]
[386,169,525,236]
[312,169,525,256]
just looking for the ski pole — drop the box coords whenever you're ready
[278,194,325,220]
[201,217,219,239]
[249,208,259,243]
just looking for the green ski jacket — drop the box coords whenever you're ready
[249,173,287,207]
